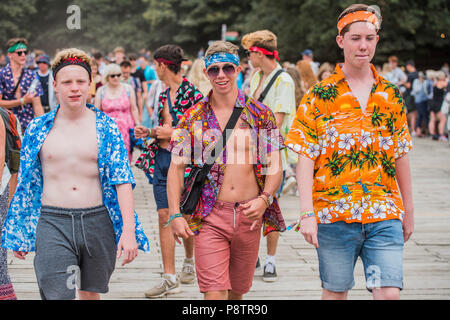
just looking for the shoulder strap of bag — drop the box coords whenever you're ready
[13,69,25,96]
[202,95,250,171]
[257,69,284,103]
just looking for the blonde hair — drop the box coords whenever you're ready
[241,30,277,52]
[51,48,92,72]
[103,63,122,83]
[187,59,212,96]
[205,41,239,58]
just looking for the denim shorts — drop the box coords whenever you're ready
[153,148,171,210]
[316,219,404,293]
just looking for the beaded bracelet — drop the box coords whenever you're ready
[163,213,183,228]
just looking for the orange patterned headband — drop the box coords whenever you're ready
[337,10,380,35]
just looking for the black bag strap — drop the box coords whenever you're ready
[258,69,284,103]
[13,68,25,96]
[166,88,179,126]
[201,97,248,172]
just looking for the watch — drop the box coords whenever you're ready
[261,191,274,206]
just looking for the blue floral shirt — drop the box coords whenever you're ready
[1,103,150,252]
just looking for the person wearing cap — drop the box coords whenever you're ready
[301,49,319,76]
[167,40,285,300]
[285,4,414,300]
[134,44,204,298]
[0,38,44,133]
[241,29,296,283]
[36,54,58,112]
[1,48,150,300]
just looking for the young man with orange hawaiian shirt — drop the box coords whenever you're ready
[285,4,414,300]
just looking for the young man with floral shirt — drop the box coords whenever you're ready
[167,41,286,300]
[1,48,149,300]
[134,45,203,298]
[285,4,414,300]
[0,38,44,133]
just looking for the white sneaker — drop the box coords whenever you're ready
[144,274,181,298]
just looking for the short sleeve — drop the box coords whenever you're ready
[284,90,320,161]
[259,107,285,154]
[393,99,412,159]
[273,76,296,115]
[168,113,193,160]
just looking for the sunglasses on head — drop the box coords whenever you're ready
[110,74,121,78]
[206,64,236,78]
[15,50,28,56]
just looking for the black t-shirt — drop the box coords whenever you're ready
[405,71,418,96]
[132,68,146,84]
[38,73,49,106]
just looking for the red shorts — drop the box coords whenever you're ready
[194,198,262,295]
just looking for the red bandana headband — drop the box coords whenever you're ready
[337,10,380,35]
[155,57,180,66]
[248,46,279,61]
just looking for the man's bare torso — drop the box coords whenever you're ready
[40,109,103,208]
[213,107,260,202]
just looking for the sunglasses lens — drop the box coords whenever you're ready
[207,67,220,78]
[16,51,27,56]
[223,65,235,75]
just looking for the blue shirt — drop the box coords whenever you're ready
[1,103,150,252]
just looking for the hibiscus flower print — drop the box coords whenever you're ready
[351,203,363,221]
[306,142,320,158]
[379,135,393,150]
[338,133,355,150]
[360,130,372,148]
[326,126,339,143]
[396,138,410,156]
[359,195,371,210]
[318,208,332,224]
[369,202,387,219]
[334,196,352,214]
[385,198,397,213]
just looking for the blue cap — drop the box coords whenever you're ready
[36,54,50,65]
[302,49,313,56]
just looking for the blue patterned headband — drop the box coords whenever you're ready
[204,52,240,69]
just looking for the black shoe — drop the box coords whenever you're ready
[255,257,261,270]
[263,262,277,282]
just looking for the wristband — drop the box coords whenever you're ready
[20,98,25,106]
[286,211,316,231]
[163,213,183,228]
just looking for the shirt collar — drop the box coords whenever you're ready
[334,63,381,84]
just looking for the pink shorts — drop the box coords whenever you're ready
[194,198,262,295]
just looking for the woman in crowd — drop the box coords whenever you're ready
[95,63,140,162]
[428,71,448,142]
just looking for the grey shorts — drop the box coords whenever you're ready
[34,205,117,300]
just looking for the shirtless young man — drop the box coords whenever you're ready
[166,41,286,300]
[1,48,149,300]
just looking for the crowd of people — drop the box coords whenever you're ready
[0,2,447,301]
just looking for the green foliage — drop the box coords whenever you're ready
[0,0,448,67]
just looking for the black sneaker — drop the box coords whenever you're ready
[255,257,261,270]
[263,262,277,282]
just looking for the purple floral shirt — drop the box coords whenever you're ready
[169,90,286,236]
[0,64,43,132]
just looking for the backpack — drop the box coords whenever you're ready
[0,108,22,174]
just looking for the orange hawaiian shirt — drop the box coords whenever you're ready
[285,64,412,225]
